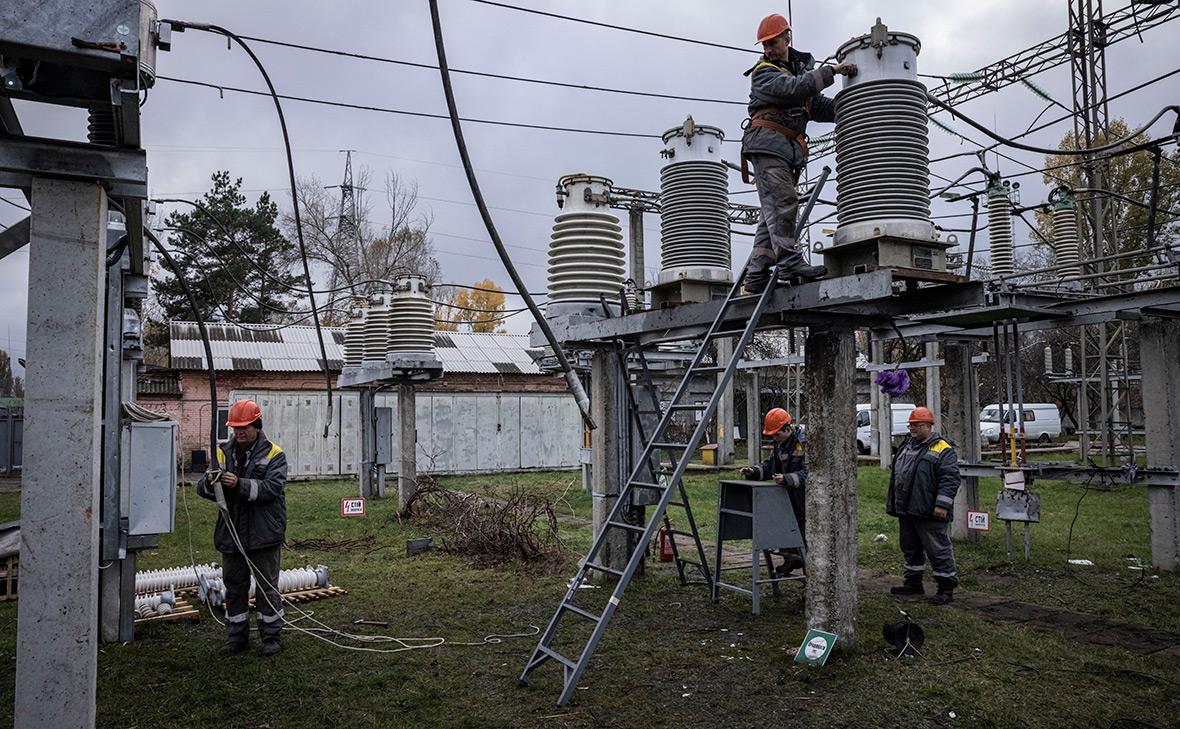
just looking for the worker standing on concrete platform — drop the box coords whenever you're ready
[886,406,961,605]
[740,13,857,293]
[197,399,289,655]
[741,407,807,574]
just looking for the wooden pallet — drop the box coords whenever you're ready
[249,584,348,608]
[0,556,17,601]
[134,596,201,624]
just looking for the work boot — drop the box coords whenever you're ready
[261,638,282,657]
[223,619,250,653]
[929,577,956,606]
[223,639,249,654]
[775,249,828,282]
[259,617,282,657]
[775,554,805,577]
[890,575,925,595]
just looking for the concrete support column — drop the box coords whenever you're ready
[591,349,630,573]
[1141,319,1180,571]
[397,384,417,513]
[942,341,981,542]
[925,341,942,432]
[745,372,761,465]
[716,338,735,465]
[16,179,108,729]
[803,327,858,651]
[358,388,382,499]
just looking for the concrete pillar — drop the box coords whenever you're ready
[925,341,942,432]
[942,341,982,542]
[591,349,630,573]
[803,327,858,650]
[358,388,383,499]
[397,384,417,513]
[1141,319,1180,571]
[716,338,735,465]
[871,336,893,467]
[745,371,761,465]
[16,179,107,729]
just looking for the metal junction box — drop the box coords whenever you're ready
[120,420,177,535]
[375,406,394,465]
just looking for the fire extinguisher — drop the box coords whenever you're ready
[658,523,675,562]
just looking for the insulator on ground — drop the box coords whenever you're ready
[833,19,935,247]
[343,298,368,368]
[987,180,1015,277]
[388,275,435,355]
[546,174,625,317]
[657,118,731,285]
[362,290,393,363]
[1051,191,1082,278]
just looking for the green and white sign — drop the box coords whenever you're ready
[794,629,838,667]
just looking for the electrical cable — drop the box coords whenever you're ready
[467,0,758,54]
[0,197,30,212]
[234,33,745,106]
[428,0,595,429]
[439,282,547,297]
[164,22,335,438]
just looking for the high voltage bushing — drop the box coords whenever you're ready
[833,19,936,248]
[343,298,368,368]
[657,117,732,285]
[362,288,394,364]
[135,562,219,594]
[388,275,435,355]
[1050,187,1083,279]
[987,178,1015,277]
[546,174,626,317]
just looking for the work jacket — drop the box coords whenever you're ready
[749,426,807,490]
[740,48,836,168]
[197,433,288,554]
[886,433,961,521]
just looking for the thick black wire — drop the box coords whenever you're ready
[173,22,335,437]
[0,196,30,212]
[428,0,595,430]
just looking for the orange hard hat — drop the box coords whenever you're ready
[762,407,793,436]
[226,399,262,428]
[756,13,791,44]
[909,406,935,425]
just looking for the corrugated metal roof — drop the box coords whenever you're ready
[169,322,541,375]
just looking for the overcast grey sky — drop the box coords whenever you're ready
[2,0,1177,371]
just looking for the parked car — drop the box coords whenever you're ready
[979,403,1062,444]
[855,403,916,454]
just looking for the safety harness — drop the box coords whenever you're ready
[741,57,812,185]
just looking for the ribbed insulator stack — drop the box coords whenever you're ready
[987,180,1015,277]
[343,299,368,367]
[363,291,393,363]
[272,565,330,593]
[135,590,176,617]
[657,118,731,284]
[1052,195,1082,278]
[546,174,625,317]
[834,20,934,247]
[135,562,219,594]
[388,275,435,355]
[1064,347,1074,373]
[1044,346,1053,373]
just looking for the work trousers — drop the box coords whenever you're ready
[745,153,803,291]
[898,516,957,584]
[222,544,283,644]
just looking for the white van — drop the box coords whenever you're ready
[979,403,1062,444]
[855,403,917,454]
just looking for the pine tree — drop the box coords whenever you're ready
[153,171,304,323]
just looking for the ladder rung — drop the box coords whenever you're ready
[584,562,624,578]
[630,480,667,491]
[691,366,725,375]
[667,501,687,508]
[670,403,707,411]
[728,293,762,304]
[708,329,743,339]
[668,529,697,538]
[538,645,577,670]
[607,519,647,533]
[651,442,689,450]
[561,602,602,623]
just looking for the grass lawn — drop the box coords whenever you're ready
[0,468,1177,728]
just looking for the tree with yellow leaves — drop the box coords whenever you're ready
[435,278,507,333]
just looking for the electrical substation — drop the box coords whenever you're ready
[1,0,1179,726]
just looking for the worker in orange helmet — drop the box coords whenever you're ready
[740,13,857,293]
[741,407,808,575]
[197,398,289,655]
[885,406,962,605]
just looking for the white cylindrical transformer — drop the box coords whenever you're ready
[657,118,731,285]
[388,275,435,355]
[987,180,1015,277]
[343,298,367,368]
[834,19,935,247]
[546,174,626,317]
[1051,190,1083,278]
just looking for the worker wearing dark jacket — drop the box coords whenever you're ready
[886,406,961,605]
[740,13,857,294]
[197,399,289,655]
[741,407,807,573]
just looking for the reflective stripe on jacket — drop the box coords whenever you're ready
[886,434,961,521]
[740,49,836,167]
[197,433,288,553]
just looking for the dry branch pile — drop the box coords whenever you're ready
[404,480,564,570]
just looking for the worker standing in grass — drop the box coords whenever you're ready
[197,399,289,656]
[886,406,961,605]
[741,407,807,575]
[740,13,857,293]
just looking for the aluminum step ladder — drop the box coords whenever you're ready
[519,167,831,706]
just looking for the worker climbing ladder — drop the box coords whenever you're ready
[519,169,832,706]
